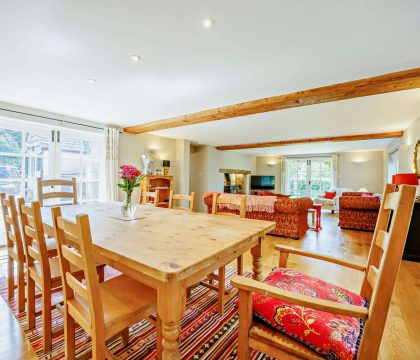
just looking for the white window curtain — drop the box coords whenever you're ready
[279,156,287,194]
[332,154,338,188]
[105,128,119,201]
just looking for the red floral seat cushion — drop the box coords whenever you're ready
[252,268,367,360]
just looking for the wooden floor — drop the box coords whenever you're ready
[0,212,419,359]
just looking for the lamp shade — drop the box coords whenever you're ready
[162,160,170,167]
[393,173,419,186]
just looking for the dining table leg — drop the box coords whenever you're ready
[158,280,186,360]
[251,235,264,281]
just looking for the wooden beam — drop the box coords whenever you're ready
[123,68,420,134]
[216,131,404,151]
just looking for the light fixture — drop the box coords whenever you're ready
[203,18,214,28]
[88,79,96,84]
[131,55,141,63]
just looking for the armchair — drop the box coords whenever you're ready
[313,187,353,213]
[232,184,416,359]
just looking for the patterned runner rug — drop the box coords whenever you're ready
[0,265,271,359]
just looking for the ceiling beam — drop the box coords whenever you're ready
[123,68,420,134]
[215,131,404,151]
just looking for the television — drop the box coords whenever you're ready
[251,175,275,190]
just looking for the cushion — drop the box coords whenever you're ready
[324,191,337,200]
[361,193,375,198]
[252,268,367,360]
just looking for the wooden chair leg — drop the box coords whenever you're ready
[186,287,191,299]
[64,312,76,360]
[279,251,289,268]
[237,289,252,360]
[91,335,106,360]
[98,265,105,283]
[17,262,25,313]
[121,327,129,345]
[26,277,36,330]
[218,266,226,315]
[156,316,163,360]
[7,256,14,299]
[237,256,243,276]
[42,286,53,352]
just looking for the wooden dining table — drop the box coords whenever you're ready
[41,202,276,359]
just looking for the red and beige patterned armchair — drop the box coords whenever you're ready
[338,192,381,231]
[203,192,313,239]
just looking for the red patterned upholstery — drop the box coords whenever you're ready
[203,193,313,239]
[253,268,366,360]
[339,192,380,231]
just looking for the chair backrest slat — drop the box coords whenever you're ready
[18,199,51,278]
[52,207,105,337]
[168,191,196,212]
[211,193,246,218]
[37,177,78,207]
[357,184,416,358]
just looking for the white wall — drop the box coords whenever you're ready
[118,132,178,201]
[384,116,420,191]
[255,156,281,193]
[338,151,384,193]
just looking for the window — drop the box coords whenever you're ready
[0,119,105,245]
[286,157,333,198]
[388,150,399,183]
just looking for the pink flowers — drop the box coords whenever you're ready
[120,164,141,180]
[118,165,143,195]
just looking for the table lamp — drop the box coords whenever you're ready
[162,160,170,175]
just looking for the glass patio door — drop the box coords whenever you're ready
[0,120,104,245]
[286,158,333,198]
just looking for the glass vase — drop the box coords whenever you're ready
[121,193,136,218]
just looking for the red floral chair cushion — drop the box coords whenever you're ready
[252,268,367,360]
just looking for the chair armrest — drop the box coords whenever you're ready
[275,245,366,271]
[231,275,368,319]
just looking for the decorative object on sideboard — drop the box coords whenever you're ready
[141,148,154,175]
[162,160,170,175]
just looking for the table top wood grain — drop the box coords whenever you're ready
[41,203,275,283]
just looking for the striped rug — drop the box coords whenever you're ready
[0,265,272,359]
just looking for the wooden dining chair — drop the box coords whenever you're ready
[18,199,93,352]
[37,177,77,207]
[0,193,26,312]
[168,191,196,211]
[201,193,246,314]
[140,189,159,206]
[231,184,416,360]
[51,207,162,359]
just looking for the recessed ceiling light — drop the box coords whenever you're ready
[88,79,96,84]
[131,55,141,63]
[202,18,214,28]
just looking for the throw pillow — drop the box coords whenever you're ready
[324,191,337,200]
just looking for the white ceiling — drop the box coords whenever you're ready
[0,1,419,154]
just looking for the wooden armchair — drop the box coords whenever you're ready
[168,191,196,211]
[232,184,416,359]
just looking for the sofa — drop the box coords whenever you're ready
[338,192,381,231]
[313,188,353,213]
[203,192,313,239]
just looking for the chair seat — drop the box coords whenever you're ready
[68,274,157,338]
[252,268,367,360]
